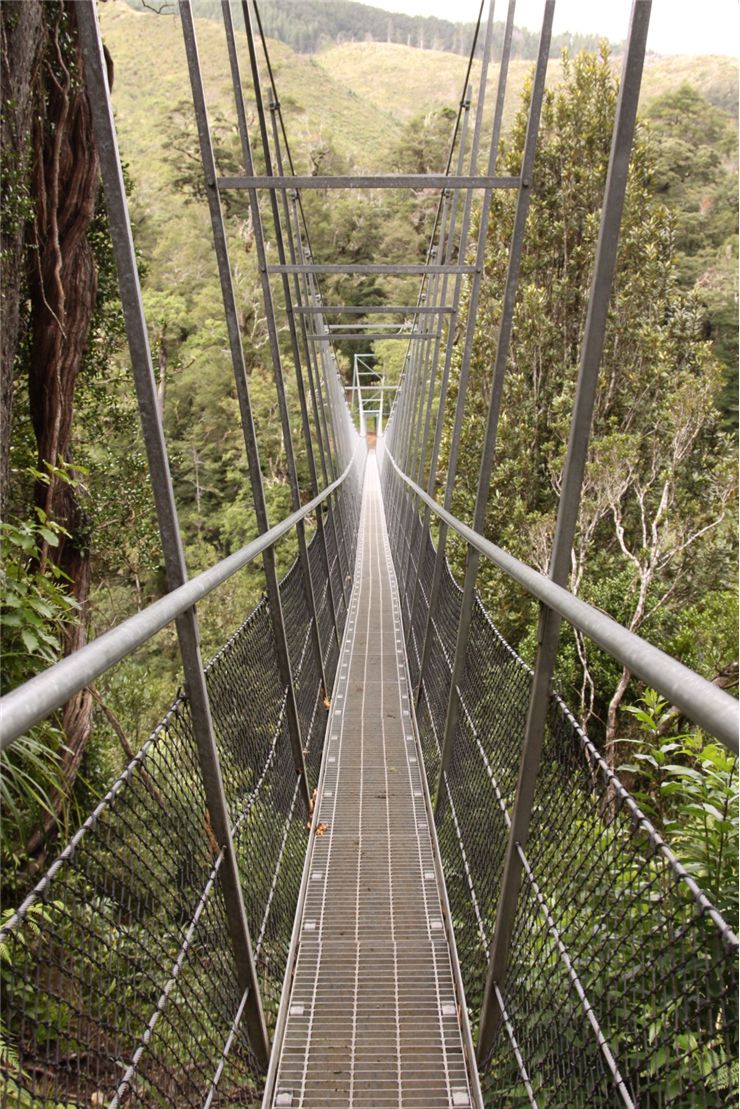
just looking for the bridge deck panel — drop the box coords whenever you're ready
[267,454,476,1109]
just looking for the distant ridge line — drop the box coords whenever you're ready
[123,0,611,60]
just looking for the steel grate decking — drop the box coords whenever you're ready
[265,453,479,1109]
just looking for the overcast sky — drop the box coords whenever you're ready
[365,0,740,57]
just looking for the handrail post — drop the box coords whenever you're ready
[398,285,431,592]
[290,209,346,543]
[304,269,355,608]
[401,232,447,603]
[227,0,331,701]
[415,0,512,707]
[76,0,270,1067]
[409,89,473,650]
[435,3,554,815]
[179,1,310,815]
[267,104,342,658]
[477,0,652,1063]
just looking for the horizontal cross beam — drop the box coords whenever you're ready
[314,332,440,341]
[218,174,519,191]
[293,304,454,314]
[329,322,405,329]
[271,263,476,275]
[349,384,399,391]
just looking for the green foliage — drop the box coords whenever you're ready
[438,47,736,740]
[0,135,34,264]
[0,469,79,857]
[644,83,739,431]
[125,0,606,60]
[620,690,738,928]
[1,974,79,1109]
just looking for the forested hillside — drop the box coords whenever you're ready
[439,48,737,745]
[126,0,606,58]
[1,0,737,920]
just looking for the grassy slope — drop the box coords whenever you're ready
[100,3,737,256]
[314,41,738,126]
[315,43,561,130]
[98,3,407,328]
[100,2,401,180]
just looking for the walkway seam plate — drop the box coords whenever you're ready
[263,452,482,1109]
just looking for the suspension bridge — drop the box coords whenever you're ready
[0,1,737,1107]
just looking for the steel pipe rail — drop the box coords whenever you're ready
[317,332,441,341]
[293,304,454,314]
[218,173,519,190]
[271,263,477,275]
[383,447,739,753]
[0,447,361,752]
[478,1,654,1060]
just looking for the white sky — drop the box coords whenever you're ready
[365,0,740,57]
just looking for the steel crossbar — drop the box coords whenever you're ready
[218,173,519,190]
[3,2,738,1108]
[0,446,361,751]
[270,262,478,274]
[381,447,739,756]
[293,305,455,314]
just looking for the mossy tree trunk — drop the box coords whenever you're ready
[0,1,46,518]
[18,2,111,856]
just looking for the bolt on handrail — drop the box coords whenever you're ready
[382,445,739,754]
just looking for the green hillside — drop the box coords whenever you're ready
[99,1,738,434]
[124,0,608,59]
[100,1,401,176]
[641,53,739,114]
[2,0,736,943]
[316,42,562,127]
[314,40,738,125]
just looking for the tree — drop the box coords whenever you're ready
[1,2,116,857]
[0,2,45,518]
[644,83,738,433]
[438,47,736,752]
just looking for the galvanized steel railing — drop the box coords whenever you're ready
[380,454,739,1106]
[1,1,738,1108]
[0,1,364,1103]
[378,0,738,1103]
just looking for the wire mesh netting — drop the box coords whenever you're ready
[0,465,363,1109]
[381,458,739,1109]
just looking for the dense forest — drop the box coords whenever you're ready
[0,2,738,1104]
[126,0,607,58]
[1,0,737,935]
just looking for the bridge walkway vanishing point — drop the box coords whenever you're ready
[1,2,739,1108]
[265,454,479,1109]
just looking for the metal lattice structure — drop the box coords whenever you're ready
[0,2,738,1107]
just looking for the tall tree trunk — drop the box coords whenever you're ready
[0,1,46,519]
[24,3,111,856]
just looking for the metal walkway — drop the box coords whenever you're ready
[2,5,738,1108]
[265,453,479,1109]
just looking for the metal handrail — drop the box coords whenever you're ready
[382,446,739,753]
[0,443,362,752]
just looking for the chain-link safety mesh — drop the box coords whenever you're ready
[0,458,364,1109]
[380,457,739,1109]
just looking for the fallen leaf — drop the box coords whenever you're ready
[322,694,331,710]
[203,811,220,859]
[315,823,329,836]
